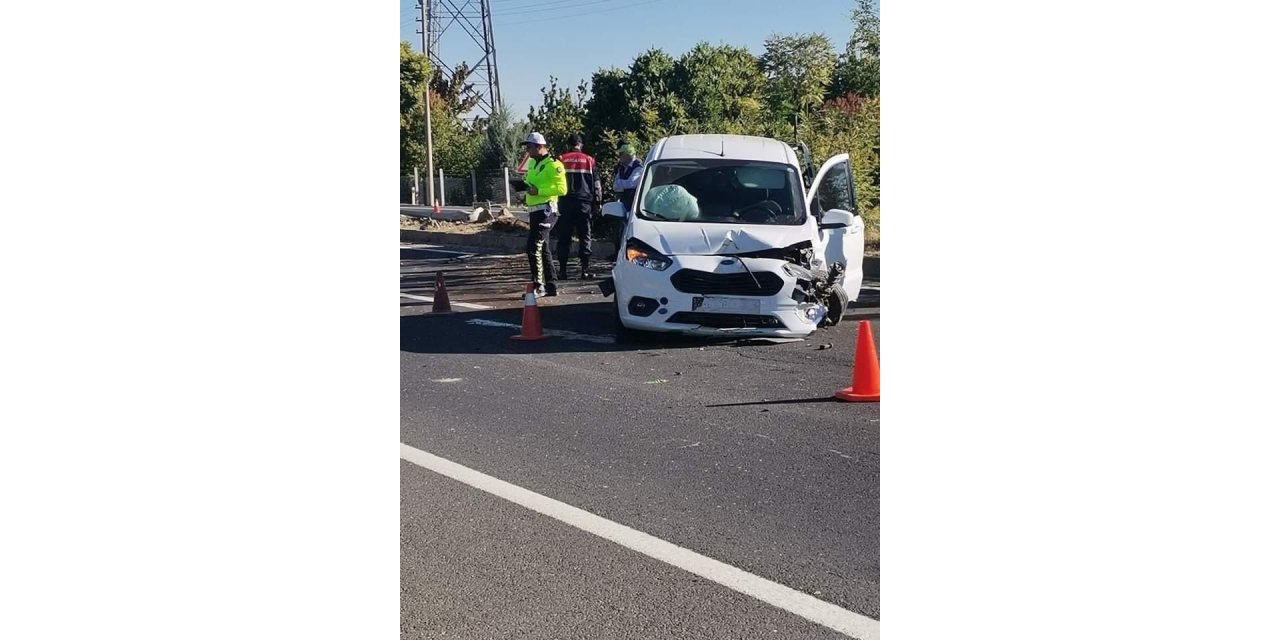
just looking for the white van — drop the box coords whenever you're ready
[601,134,865,341]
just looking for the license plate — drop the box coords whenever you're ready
[692,297,761,314]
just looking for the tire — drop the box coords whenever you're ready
[824,283,850,326]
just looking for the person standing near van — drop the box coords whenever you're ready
[613,143,643,208]
[554,134,602,280]
[610,143,644,247]
[521,132,568,297]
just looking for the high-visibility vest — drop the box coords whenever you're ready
[524,155,568,207]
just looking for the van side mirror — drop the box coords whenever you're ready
[602,201,628,218]
[818,209,857,230]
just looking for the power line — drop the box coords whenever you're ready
[493,0,670,26]
[492,0,622,15]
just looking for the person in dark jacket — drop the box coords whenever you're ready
[553,134,602,279]
[613,143,643,209]
[610,143,644,249]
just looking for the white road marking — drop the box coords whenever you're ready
[400,243,524,259]
[400,443,880,639]
[431,378,463,383]
[465,318,614,344]
[399,244,474,255]
[400,293,492,310]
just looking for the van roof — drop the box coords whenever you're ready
[649,134,798,166]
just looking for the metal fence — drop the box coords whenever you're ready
[400,176,418,205]
[400,168,520,207]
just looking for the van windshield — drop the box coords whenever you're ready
[635,159,806,226]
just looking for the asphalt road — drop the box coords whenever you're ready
[401,242,880,639]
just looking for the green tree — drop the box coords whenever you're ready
[623,49,687,141]
[582,68,635,165]
[526,77,588,153]
[401,42,483,175]
[810,95,879,241]
[430,109,483,172]
[400,42,430,173]
[480,102,525,171]
[430,63,484,118]
[831,0,880,99]
[760,33,838,137]
[673,42,767,134]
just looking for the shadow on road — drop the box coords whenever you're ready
[401,302,757,355]
[704,396,840,408]
[402,289,881,355]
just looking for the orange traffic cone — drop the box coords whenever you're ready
[835,320,880,402]
[433,200,441,215]
[510,283,548,341]
[431,271,453,314]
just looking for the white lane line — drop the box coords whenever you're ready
[400,443,879,639]
[400,293,492,310]
[464,318,614,344]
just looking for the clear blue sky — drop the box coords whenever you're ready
[400,0,867,119]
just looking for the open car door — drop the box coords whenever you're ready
[805,153,865,296]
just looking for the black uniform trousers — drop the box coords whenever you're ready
[526,208,557,291]
[553,196,593,271]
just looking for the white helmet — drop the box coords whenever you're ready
[524,132,548,146]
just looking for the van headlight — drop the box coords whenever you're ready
[625,239,673,272]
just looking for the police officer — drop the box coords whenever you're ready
[554,134,602,280]
[520,132,568,297]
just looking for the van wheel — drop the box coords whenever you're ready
[824,284,849,326]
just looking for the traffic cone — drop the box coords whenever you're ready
[431,271,453,314]
[835,320,880,402]
[510,283,548,341]
[433,200,441,215]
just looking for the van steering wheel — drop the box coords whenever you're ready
[738,200,783,222]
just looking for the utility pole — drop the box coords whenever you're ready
[416,0,436,206]
[422,0,503,119]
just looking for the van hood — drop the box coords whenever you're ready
[631,220,814,256]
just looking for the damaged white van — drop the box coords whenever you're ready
[600,134,865,341]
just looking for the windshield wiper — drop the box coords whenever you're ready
[638,207,669,220]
